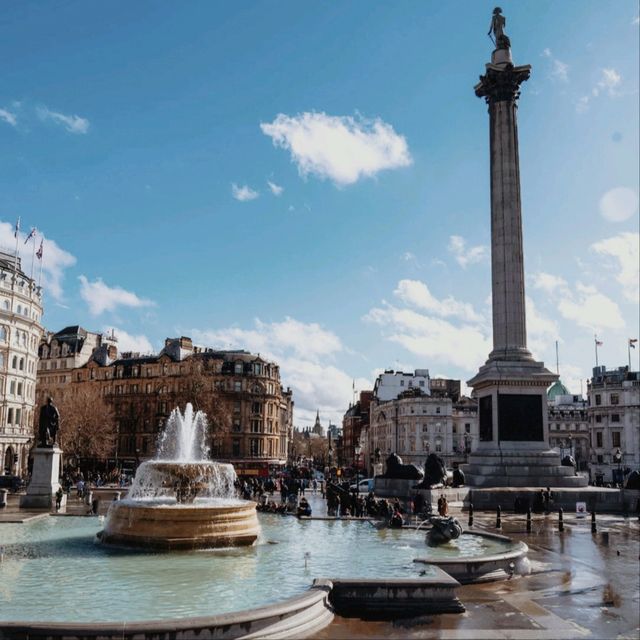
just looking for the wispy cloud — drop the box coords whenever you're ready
[36,106,89,134]
[591,232,639,304]
[577,67,622,112]
[447,235,487,268]
[261,112,411,186]
[541,48,569,82]
[79,276,155,315]
[231,183,259,201]
[0,108,17,127]
[267,180,284,196]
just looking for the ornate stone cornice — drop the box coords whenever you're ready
[475,63,531,104]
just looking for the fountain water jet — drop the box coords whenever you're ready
[101,404,259,549]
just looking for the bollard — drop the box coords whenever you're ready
[526,507,532,533]
[591,509,597,534]
[468,503,474,528]
[496,505,502,529]
[558,507,564,532]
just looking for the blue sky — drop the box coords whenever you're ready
[1,1,638,425]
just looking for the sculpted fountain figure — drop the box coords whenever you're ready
[101,403,259,549]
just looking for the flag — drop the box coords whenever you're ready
[13,217,20,238]
[630,338,638,349]
[36,239,43,260]
[595,339,603,347]
[24,227,36,244]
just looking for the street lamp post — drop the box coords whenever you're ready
[354,442,362,492]
[613,448,622,486]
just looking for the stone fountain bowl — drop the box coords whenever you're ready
[100,460,259,550]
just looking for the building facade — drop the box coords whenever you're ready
[0,252,44,477]
[342,391,373,468]
[547,380,590,471]
[363,370,478,473]
[588,365,640,484]
[36,334,294,470]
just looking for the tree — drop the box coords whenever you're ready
[175,356,231,457]
[56,383,116,462]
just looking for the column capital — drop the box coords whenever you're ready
[475,63,531,104]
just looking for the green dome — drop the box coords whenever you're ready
[548,380,570,400]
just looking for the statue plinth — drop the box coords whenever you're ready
[20,447,64,510]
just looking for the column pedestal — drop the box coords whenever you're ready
[20,447,64,510]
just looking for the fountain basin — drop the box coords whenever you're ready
[101,499,259,549]
[414,530,529,583]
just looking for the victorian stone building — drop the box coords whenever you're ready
[342,391,373,468]
[0,252,44,477]
[36,333,293,470]
[359,370,478,474]
[547,380,590,471]
[588,365,640,484]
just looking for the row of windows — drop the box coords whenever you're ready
[397,404,442,415]
[0,326,38,349]
[0,297,39,321]
[0,354,35,373]
[595,431,622,448]
[594,393,620,406]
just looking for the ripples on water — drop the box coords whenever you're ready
[0,514,512,623]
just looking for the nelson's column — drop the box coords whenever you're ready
[462,9,588,489]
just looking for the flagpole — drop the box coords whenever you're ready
[555,340,559,375]
[594,335,599,368]
[12,217,20,286]
[29,233,36,282]
[629,341,632,370]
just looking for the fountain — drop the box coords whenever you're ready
[100,403,259,549]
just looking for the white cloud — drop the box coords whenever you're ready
[577,67,623,112]
[79,275,155,316]
[260,112,411,186]
[267,180,283,196]
[526,296,559,357]
[599,187,638,222]
[192,317,342,362]
[591,232,639,303]
[557,283,625,331]
[447,235,487,268]
[576,95,590,113]
[394,279,483,323]
[364,304,490,372]
[531,272,569,295]
[231,183,259,201]
[191,317,364,426]
[36,106,89,134]
[598,68,622,95]
[551,59,569,82]
[106,327,154,355]
[0,221,76,301]
[541,48,569,82]
[0,108,17,127]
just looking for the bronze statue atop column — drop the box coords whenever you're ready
[38,397,60,448]
[488,7,511,50]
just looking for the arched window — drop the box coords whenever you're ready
[0,354,4,368]
[12,356,17,369]
[19,358,24,371]
[2,300,9,310]
[16,305,22,315]
[0,326,6,342]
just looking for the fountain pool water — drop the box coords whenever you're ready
[0,514,523,623]
[101,404,259,549]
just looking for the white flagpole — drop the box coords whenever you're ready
[37,240,44,288]
[12,217,20,285]
[30,232,37,282]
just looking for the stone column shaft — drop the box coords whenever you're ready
[489,99,527,358]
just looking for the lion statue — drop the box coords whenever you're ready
[380,453,424,481]
[415,453,447,489]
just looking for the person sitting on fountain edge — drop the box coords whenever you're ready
[297,496,312,518]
